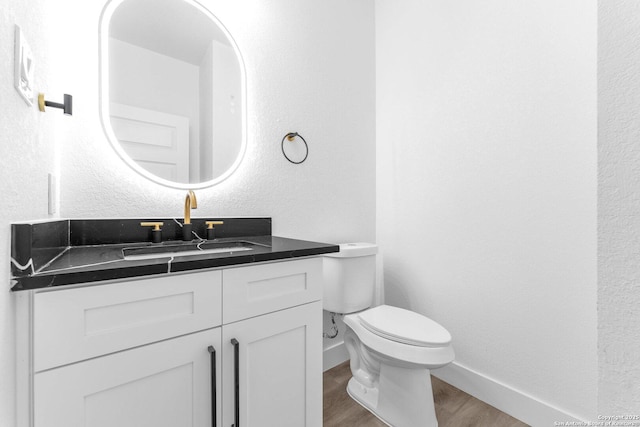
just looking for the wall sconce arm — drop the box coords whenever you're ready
[38,93,73,116]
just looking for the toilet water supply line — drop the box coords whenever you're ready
[323,312,339,339]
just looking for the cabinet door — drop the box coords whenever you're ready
[222,301,322,427]
[222,257,322,323]
[34,328,221,427]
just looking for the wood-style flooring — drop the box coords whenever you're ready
[323,361,529,427]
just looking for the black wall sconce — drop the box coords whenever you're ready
[38,93,72,116]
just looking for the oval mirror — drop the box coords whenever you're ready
[99,0,246,188]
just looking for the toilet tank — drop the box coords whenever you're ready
[322,243,378,314]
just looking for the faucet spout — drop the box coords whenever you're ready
[184,190,198,225]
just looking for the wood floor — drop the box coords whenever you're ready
[323,361,529,427]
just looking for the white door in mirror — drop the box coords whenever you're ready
[110,103,190,183]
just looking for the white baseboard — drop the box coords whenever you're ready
[432,361,586,426]
[323,340,349,372]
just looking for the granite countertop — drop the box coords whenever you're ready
[11,218,339,291]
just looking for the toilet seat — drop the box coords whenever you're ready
[358,305,451,348]
[344,306,455,367]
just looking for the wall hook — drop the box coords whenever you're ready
[38,93,72,116]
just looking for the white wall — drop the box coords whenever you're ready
[199,42,214,181]
[199,40,242,182]
[54,0,375,240]
[376,0,597,423]
[0,0,375,425]
[598,0,640,413]
[0,1,57,424]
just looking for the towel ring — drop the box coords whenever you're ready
[281,132,308,164]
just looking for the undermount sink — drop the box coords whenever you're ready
[122,240,268,261]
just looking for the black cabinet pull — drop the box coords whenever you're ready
[231,338,240,427]
[208,346,217,427]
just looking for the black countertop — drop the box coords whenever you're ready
[11,218,339,291]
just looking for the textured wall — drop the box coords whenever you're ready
[598,0,640,413]
[0,1,375,425]
[376,0,597,421]
[54,0,376,246]
[1,1,57,424]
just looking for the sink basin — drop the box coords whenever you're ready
[122,240,268,260]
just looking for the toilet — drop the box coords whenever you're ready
[323,243,454,427]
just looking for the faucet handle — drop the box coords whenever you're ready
[205,221,224,240]
[140,221,163,231]
[140,222,164,243]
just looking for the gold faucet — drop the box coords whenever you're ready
[184,190,198,225]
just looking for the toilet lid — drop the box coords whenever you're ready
[358,305,452,347]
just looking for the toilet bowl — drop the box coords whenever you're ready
[343,305,454,427]
[323,244,454,427]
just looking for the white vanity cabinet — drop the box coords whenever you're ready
[16,257,322,427]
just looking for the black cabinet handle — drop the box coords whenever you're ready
[208,346,217,427]
[231,338,240,427]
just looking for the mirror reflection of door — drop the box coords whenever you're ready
[110,103,190,182]
[107,0,243,185]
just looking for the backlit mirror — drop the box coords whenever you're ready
[100,0,245,188]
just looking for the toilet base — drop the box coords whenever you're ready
[346,363,438,427]
[347,378,391,426]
